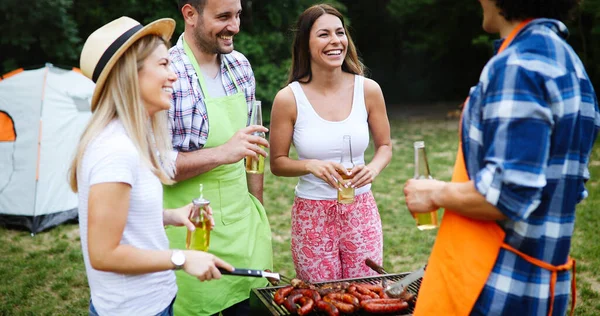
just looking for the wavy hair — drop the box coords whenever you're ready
[288,4,364,84]
[69,35,175,192]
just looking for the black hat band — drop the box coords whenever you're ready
[92,24,143,83]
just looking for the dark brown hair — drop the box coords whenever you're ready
[493,0,580,22]
[178,0,207,14]
[288,4,364,84]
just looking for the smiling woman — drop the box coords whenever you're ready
[269,4,393,283]
[68,16,233,316]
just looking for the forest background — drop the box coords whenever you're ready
[1,0,599,107]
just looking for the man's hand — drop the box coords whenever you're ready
[220,125,269,165]
[403,178,445,213]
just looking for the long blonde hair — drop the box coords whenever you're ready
[69,35,174,192]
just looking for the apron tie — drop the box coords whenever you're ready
[501,244,576,316]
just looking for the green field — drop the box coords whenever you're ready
[1,118,599,315]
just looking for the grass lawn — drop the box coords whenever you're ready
[1,118,599,315]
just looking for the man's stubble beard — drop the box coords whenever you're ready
[192,23,233,55]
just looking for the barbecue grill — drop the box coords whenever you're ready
[249,272,422,315]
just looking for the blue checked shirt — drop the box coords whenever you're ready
[168,34,255,153]
[464,19,600,316]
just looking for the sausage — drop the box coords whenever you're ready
[324,293,359,307]
[347,285,374,302]
[297,296,314,316]
[361,284,387,298]
[353,284,380,298]
[273,285,294,305]
[283,293,303,314]
[360,299,410,314]
[316,300,340,316]
[323,294,356,313]
[291,288,321,302]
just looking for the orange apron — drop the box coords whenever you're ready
[414,20,576,316]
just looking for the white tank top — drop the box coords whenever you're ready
[290,75,371,200]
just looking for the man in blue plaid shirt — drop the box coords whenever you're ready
[404,0,600,315]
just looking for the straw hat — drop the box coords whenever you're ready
[80,16,176,112]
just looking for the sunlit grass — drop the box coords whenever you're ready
[1,118,599,315]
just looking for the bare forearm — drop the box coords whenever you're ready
[247,173,264,203]
[367,145,392,175]
[174,147,228,182]
[270,157,312,177]
[433,181,507,221]
[90,245,175,273]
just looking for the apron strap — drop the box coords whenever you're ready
[501,244,576,316]
[182,38,243,99]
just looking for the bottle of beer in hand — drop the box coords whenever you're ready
[186,184,211,251]
[338,135,355,204]
[245,100,265,174]
[413,141,439,230]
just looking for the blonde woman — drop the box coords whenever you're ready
[70,17,232,316]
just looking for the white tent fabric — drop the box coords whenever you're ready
[0,64,93,233]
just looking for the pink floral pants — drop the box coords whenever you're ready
[291,191,383,282]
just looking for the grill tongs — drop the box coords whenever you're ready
[218,267,281,281]
[365,258,425,298]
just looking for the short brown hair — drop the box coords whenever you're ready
[493,0,581,22]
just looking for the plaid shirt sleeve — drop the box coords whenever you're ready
[168,35,256,153]
[472,62,552,221]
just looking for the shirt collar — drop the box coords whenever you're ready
[492,18,569,55]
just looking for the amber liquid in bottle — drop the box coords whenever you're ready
[245,145,265,174]
[186,216,211,251]
[338,135,355,204]
[413,141,439,230]
[245,100,266,174]
[337,168,355,204]
[186,184,212,251]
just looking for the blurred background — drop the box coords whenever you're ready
[1,0,599,108]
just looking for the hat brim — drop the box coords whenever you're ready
[91,18,176,112]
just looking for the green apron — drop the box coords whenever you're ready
[164,40,273,316]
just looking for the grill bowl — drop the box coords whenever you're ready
[250,272,421,315]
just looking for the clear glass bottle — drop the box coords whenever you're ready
[413,141,439,230]
[186,184,211,251]
[338,135,355,204]
[245,100,266,174]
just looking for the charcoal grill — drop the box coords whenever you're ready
[249,272,421,315]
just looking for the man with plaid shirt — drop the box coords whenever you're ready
[404,0,600,315]
[163,0,273,315]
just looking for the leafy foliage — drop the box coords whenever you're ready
[0,0,598,104]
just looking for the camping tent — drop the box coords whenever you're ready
[0,63,94,233]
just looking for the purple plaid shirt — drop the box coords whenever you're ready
[168,34,256,152]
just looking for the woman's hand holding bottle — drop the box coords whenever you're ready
[305,159,348,189]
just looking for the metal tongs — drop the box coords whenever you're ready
[218,267,281,281]
[365,258,425,298]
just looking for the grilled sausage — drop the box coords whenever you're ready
[274,285,294,305]
[361,284,387,298]
[316,300,340,316]
[353,284,380,298]
[347,285,374,302]
[323,293,357,313]
[291,288,321,302]
[283,293,303,314]
[360,298,410,314]
[297,296,314,316]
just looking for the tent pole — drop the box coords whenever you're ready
[31,64,50,235]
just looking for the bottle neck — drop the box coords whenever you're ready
[414,147,432,179]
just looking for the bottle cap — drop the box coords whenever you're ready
[414,141,425,149]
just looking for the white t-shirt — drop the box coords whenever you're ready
[290,75,371,200]
[77,119,176,316]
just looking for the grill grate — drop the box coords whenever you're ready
[249,273,421,315]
